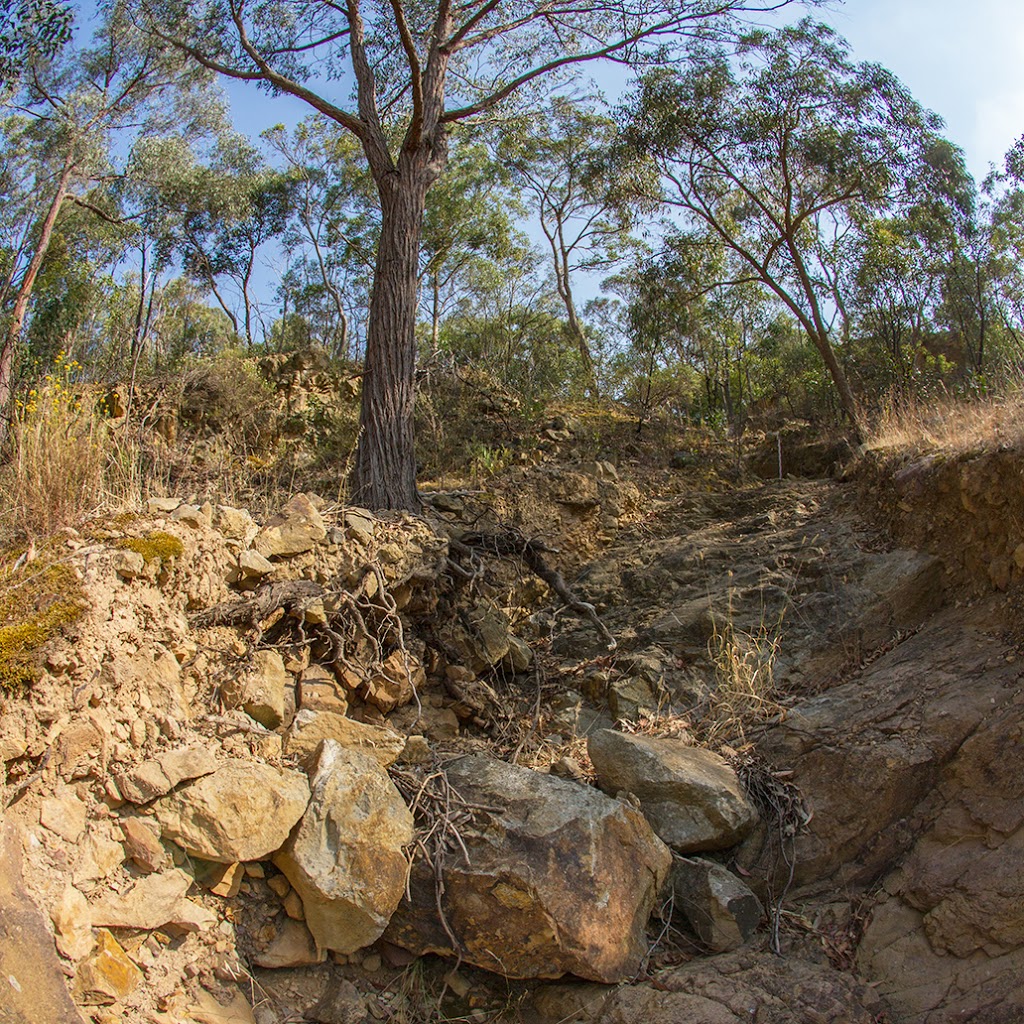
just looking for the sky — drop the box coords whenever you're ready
[823,0,1024,182]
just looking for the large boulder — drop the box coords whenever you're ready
[154,761,309,863]
[385,755,672,983]
[273,740,414,954]
[587,730,756,853]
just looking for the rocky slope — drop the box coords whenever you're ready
[1,437,1022,1024]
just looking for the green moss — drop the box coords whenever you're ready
[115,530,184,564]
[0,561,87,693]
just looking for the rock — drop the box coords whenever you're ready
[252,919,326,968]
[209,862,245,898]
[214,505,257,542]
[530,950,882,1024]
[154,761,310,863]
[587,730,756,852]
[54,719,106,780]
[446,599,512,672]
[52,884,94,961]
[72,826,124,887]
[147,496,181,513]
[254,494,327,558]
[284,710,406,769]
[385,754,672,982]
[186,987,258,1024]
[503,635,533,673]
[171,502,207,528]
[40,789,88,843]
[399,735,432,765]
[344,508,376,546]
[89,868,192,929]
[238,549,275,578]
[363,650,425,713]
[671,857,763,951]
[297,666,349,715]
[115,746,218,804]
[112,549,146,580]
[274,741,414,953]
[0,824,90,1023]
[73,929,143,1006]
[120,816,169,873]
[220,650,289,729]
[308,978,367,1024]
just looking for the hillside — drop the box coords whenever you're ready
[2,376,1023,1024]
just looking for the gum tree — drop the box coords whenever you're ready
[623,19,957,439]
[132,0,808,508]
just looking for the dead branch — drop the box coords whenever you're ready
[190,580,325,629]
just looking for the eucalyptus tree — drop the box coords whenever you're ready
[622,19,957,439]
[0,3,217,440]
[498,96,638,397]
[0,0,71,86]
[131,0,809,508]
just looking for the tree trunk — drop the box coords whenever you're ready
[0,159,74,446]
[350,166,431,509]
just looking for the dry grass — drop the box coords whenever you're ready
[0,365,142,540]
[867,380,1024,456]
[699,606,785,746]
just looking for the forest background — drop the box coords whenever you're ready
[3,0,1024,519]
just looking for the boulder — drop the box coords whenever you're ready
[284,710,406,769]
[154,761,309,863]
[670,857,763,952]
[115,745,218,804]
[273,741,414,953]
[587,730,756,853]
[254,494,327,558]
[385,754,672,983]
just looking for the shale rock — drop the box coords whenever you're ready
[253,493,327,558]
[115,745,218,804]
[273,740,414,953]
[385,754,672,982]
[283,710,406,768]
[587,730,756,853]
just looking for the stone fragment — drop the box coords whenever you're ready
[171,503,207,528]
[446,600,512,672]
[282,889,305,920]
[154,761,310,863]
[274,740,414,953]
[0,824,90,1023]
[254,494,327,558]
[386,754,672,983]
[73,929,143,1006]
[220,650,288,729]
[72,826,124,887]
[399,735,432,765]
[297,666,349,715]
[147,496,181,514]
[120,816,169,873]
[115,746,218,804]
[238,549,275,578]
[503,635,533,673]
[52,884,95,961]
[252,919,326,968]
[308,978,368,1024]
[89,868,192,930]
[40,789,88,843]
[344,509,376,546]
[54,719,106,780]
[112,549,146,580]
[186,987,258,1024]
[587,730,756,852]
[284,710,405,769]
[671,857,763,952]
[214,505,257,542]
[206,861,245,898]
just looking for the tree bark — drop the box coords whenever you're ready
[351,146,442,509]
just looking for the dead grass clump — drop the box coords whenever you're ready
[0,357,139,538]
[699,607,785,746]
[867,381,1024,456]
